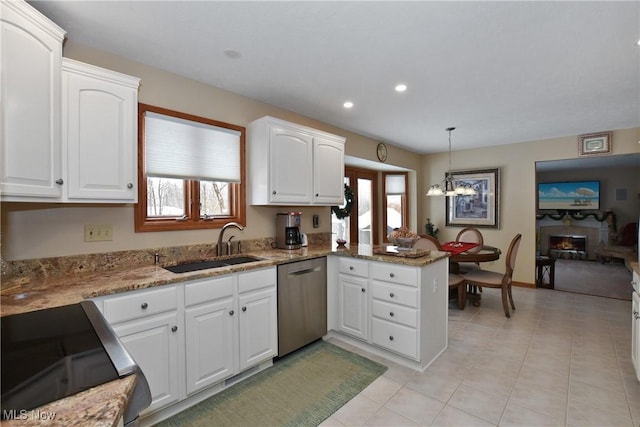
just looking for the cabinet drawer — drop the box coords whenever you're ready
[338,257,369,278]
[371,281,418,308]
[184,275,234,307]
[370,262,418,286]
[371,318,418,360]
[371,300,417,328]
[103,286,178,324]
[238,267,276,294]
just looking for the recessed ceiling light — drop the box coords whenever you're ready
[223,49,242,59]
[395,84,407,92]
[343,101,354,109]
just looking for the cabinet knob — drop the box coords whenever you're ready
[272,190,277,195]
[171,325,178,332]
[349,266,354,270]
[389,273,395,278]
[229,310,234,316]
[389,292,394,298]
[141,302,148,309]
[55,179,64,185]
[315,193,319,197]
[389,312,394,317]
[127,183,133,189]
[361,288,366,293]
[242,306,247,312]
[389,336,394,341]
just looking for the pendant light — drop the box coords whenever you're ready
[426,127,476,197]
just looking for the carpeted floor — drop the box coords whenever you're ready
[155,340,387,427]
[553,258,632,300]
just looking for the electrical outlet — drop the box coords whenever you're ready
[85,224,113,242]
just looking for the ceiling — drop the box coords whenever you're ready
[30,1,640,155]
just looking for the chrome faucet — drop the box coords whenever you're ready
[217,222,244,256]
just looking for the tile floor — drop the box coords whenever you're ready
[322,287,639,427]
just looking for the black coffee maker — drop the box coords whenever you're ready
[275,212,302,249]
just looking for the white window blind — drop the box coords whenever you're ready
[145,111,241,182]
[385,175,406,195]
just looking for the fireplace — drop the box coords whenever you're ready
[549,234,588,258]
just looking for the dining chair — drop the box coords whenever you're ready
[463,233,522,318]
[455,227,484,273]
[416,235,467,310]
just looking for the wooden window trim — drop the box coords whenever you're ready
[135,103,246,232]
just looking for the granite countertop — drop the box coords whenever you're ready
[1,243,448,317]
[0,242,448,426]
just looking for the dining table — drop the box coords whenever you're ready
[443,242,502,306]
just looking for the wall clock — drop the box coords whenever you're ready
[376,143,388,162]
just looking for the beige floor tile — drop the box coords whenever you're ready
[332,394,381,426]
[447,383,508,425]
[569,364,626,394]
[384,387,445,426]
[404,370,463,403]
[363,407,418,427]
[500,401,565,427]
[319,416,346,427]
[514,364,569,395]
[360,375,403,405]
[566,399,634,427]
[508,381,567,422]
[568,379,630,415]
[431,404,496,427]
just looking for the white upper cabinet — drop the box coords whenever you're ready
[1,0,140,203]
[62,58,140,202]
[1,0,65,198]
[248,116,345,205]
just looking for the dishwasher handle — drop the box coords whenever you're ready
[288,266,321,277]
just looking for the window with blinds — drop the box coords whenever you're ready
[135,104,246,232]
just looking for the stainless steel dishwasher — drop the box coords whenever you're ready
[277,257,327,356]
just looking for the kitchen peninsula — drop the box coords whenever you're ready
[1,242,450,426]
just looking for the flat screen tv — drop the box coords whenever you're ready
[538,180,600,210]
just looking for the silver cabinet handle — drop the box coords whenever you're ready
[171,326,178,332]
[127,183,133,189]
[55,179,64,185]
[141,302,148,309]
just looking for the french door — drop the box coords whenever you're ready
[332,167,378,245]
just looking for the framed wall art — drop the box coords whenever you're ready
[446,168,500,228]
[578,132,611,156]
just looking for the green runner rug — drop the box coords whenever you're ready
[156,340,387,427]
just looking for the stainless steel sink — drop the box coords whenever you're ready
[164,256,263,274]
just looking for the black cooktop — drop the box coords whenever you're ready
[1,303,120,417]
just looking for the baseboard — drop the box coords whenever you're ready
[514,281,535,289]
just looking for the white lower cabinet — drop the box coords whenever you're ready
[331,255,448,371]
[184,275,236,395]
[337,257,369,341]
[93,266,277,420]
[114,310,182,414]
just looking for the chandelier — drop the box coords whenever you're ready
[426,127,476,197]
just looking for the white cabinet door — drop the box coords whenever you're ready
[313,136,345,204]
[632,290,640,381]
[1,0,65,198]
[113,311,181,414]
[338,274,369,341]
[185,297,237,395]
[62,58,139,202]
[268,126,313,204]
[238,287,277,370]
